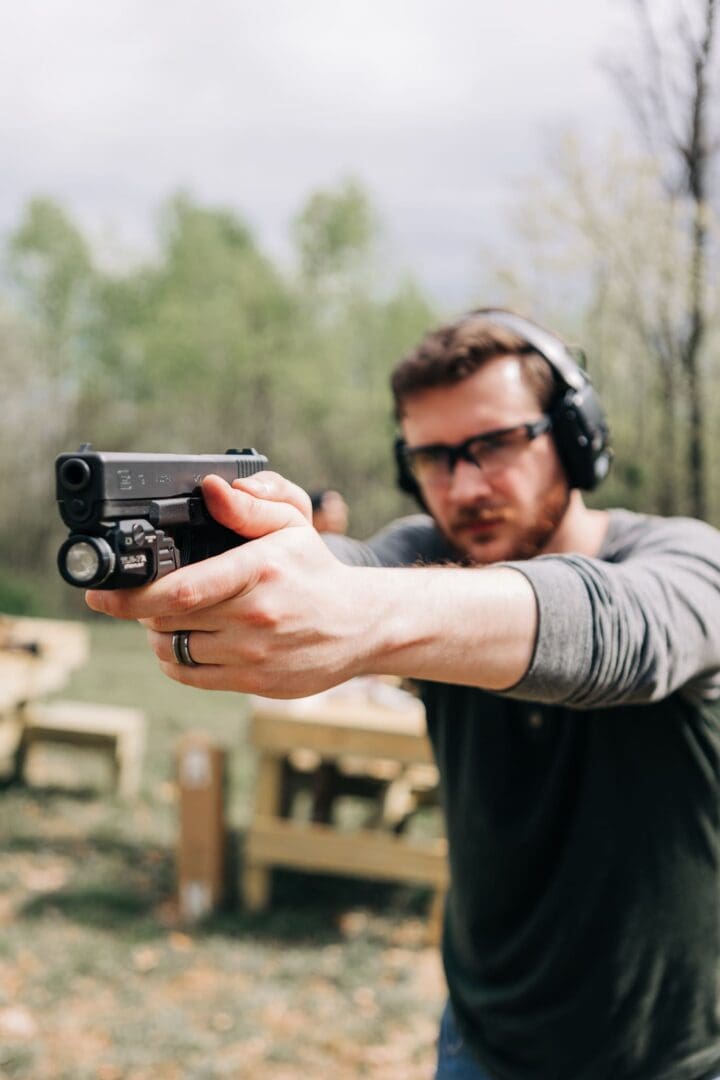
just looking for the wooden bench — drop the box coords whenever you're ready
[0,616,89,712]
[17,699,146,799]
[243,686,448,943]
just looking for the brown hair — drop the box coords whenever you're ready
[391,312,557,419]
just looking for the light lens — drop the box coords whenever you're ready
[65,541,101,584]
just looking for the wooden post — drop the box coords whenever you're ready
[176,732,226,922]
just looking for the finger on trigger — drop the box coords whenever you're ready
[230,471,312,521]
[202,474,309,536]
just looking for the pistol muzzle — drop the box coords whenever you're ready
[58,457,92,492]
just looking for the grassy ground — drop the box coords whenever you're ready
[0,619,446,1079]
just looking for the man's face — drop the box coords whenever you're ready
[400,356,570,564]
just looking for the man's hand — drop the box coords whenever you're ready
[87,471,539,697]
[85,472,372,698]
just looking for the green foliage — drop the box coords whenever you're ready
[7,196,94,350]
[0,183,436,602]
[97,194,301,451]
[0,574,41,615]
[5,153,717,608]
[293,178,377,283]
[483,135,720,521]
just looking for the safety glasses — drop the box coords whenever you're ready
[403,415,553,487]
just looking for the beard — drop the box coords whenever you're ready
[440,478,572,565]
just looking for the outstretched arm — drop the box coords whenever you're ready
[85,472,538,698]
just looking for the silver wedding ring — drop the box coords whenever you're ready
[171,630,199,667]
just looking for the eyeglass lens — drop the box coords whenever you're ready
[407,425,543,485]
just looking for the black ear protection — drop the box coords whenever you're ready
[394,308,612,505]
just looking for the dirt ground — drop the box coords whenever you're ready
[0,621,446,1079]
[0,813,444,1079]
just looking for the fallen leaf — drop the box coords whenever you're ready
[0,1005,37,1038]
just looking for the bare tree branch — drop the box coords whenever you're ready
[606,0,718,517]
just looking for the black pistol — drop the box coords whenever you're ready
[56,445,269,589]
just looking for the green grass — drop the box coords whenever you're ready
[0,618,445,1079]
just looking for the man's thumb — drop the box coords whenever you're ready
[201,474,308,539]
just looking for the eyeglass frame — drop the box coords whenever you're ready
[401,415,554,486]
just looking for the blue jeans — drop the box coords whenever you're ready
[435,1000,720,1080]
[435,1002,493,1079]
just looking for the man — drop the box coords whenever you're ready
[87,310,720,1079]
[309,488,349,534]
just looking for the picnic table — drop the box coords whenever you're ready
[0,615,89,713]
[243,679,449,942]
[0,615,145,797]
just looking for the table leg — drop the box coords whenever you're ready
[243,752,283,912]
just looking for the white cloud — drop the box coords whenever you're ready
[0,0,629,302]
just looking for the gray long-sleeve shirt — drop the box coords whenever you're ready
[328,507,720,708]
[326,509,720,1080]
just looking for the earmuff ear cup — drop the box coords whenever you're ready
[550,384,613,491]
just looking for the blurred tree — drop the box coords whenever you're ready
[2,200,101,586]
[293,178,377,288]
[483,135,719,519]
[298,280,437,531]
[0,184,437,607]
[7,196,94,356]
[290,182,435,532]
[92,193,300,455]
[487,3,720,520]
[0,303,69,597]
[606,0,719,518]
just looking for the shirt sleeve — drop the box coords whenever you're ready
[501,516,720,709]
[322,514,455,568]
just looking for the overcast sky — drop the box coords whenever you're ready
[1,0,632,306]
